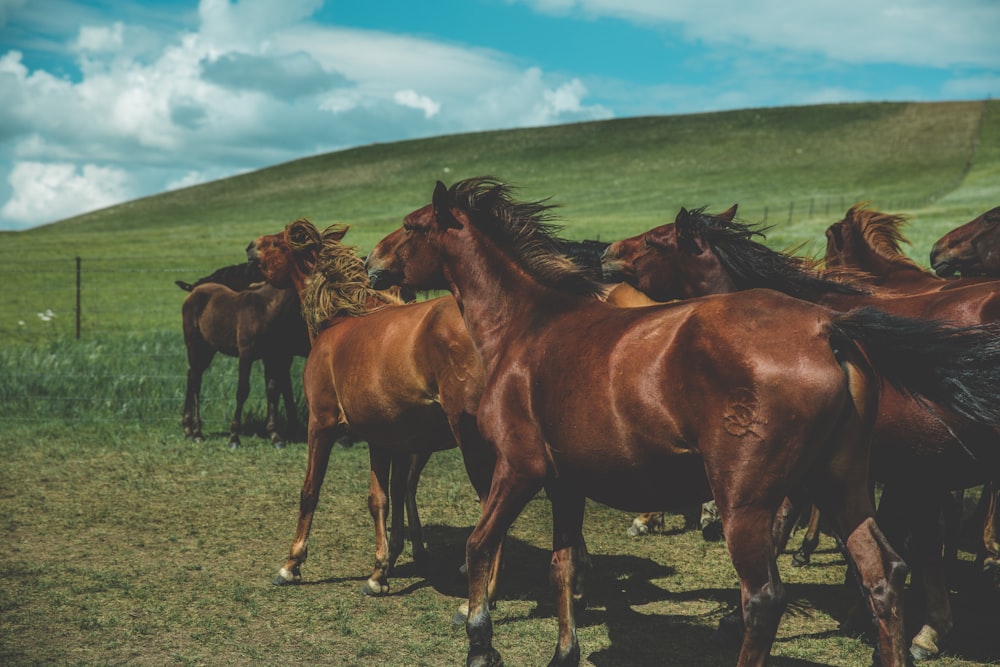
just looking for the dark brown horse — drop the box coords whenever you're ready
[825,204,1000,590]
[180,278,308,449]
[930,206,1000,277]
[247,219,504,603]
[367,177,1000,667]
[603,206,1000,659]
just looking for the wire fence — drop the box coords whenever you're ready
[0,256,307,438]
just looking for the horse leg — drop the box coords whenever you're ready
[274,419,341,585]
[228,354,253,449]
[709,500,786,667]
[183,346,212,442]
[813,478,908,667]
[364,445,394,596]
[627,511,664,537]
[405,451,432,568]
[943,489,963,575]
[792,505,822,568]
[466,461,544,667]
[546,484,586,667]
[262,358,284,449]
[980,483,1000,587]
[908,493,954,661]
[701,500,723,542]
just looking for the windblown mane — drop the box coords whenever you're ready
[447,177,606,297]
[685,208,869,299]
[286,219,402,336]
[845,203,925,272]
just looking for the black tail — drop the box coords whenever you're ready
[176,280,195,291]
[831,307,1000,426]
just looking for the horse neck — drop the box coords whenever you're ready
[442,228,577,372]
[678,256,740,297]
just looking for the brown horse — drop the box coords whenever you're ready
[180,279,308,449]
[825,204,1000,588]
[603,206,1000,659]
[930,206,1000,277]
[367,177,1000,667]
[247,219,505,602]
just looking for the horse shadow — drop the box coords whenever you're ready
[389,524,1000,666]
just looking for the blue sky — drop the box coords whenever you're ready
[0,0,997,230]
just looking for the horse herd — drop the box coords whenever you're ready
[178,182,1000,666]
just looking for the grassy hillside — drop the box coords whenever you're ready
[2,99,997,339]
[3,102,1000,666]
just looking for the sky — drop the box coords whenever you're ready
[0,1,997,231]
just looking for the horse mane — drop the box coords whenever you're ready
[447,177,606,297]
[685,208,869,299]
[286,218,402,337]
[844,203,925,272]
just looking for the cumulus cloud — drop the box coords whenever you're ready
[0,0,612,229]
[1,162,131,228]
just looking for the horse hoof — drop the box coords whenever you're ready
[627,520,649,537]
[228,440,241,450]
[910,626,943,661]
[467,648,503,667]
[791,552,810,568]
[273,566,301,586]
[362,580,389,596]
[272,439,285,450]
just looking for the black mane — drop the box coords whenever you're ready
[447,177,608,297]
[685,208,869,300]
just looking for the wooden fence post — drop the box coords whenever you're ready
[76,256,81,340]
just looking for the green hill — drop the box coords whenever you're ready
[2,99,999,340]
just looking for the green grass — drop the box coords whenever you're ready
[2,100,1000,665]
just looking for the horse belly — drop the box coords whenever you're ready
[555,447,711,512]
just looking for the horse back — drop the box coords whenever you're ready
[304,296,476,449]
[480,290,856,511]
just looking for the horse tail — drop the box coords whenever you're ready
[830,306,1000,426]
[176,280,195,292]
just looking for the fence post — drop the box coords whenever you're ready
[76,256,81,340]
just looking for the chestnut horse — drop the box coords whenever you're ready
[367,177,1000,667]
[603,206,1000,659]
[826,204,1000,570]
[247,219,503,600]
[930,206,1000,277]
[180,279,308,449]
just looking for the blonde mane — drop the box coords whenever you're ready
[287,219,403,337]
[846,203,923,271]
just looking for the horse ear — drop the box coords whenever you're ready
[325,224,350,242]
[720,204,738,222]
[432,181,461,230]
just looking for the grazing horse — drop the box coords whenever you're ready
[603,206,1000,660]
[180,279,308,449]
[930,206,1000,277]
[248,219,506,601]
[367,177,1000,667]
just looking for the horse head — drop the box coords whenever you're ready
[930,207,1000,277]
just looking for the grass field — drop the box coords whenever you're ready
[2,100,1000,665]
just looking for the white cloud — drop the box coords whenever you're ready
[1,162,131,228]
[0,1,613,228]
[516,0,1000,68]
[75,21,124,52]
[393,90,441,118]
